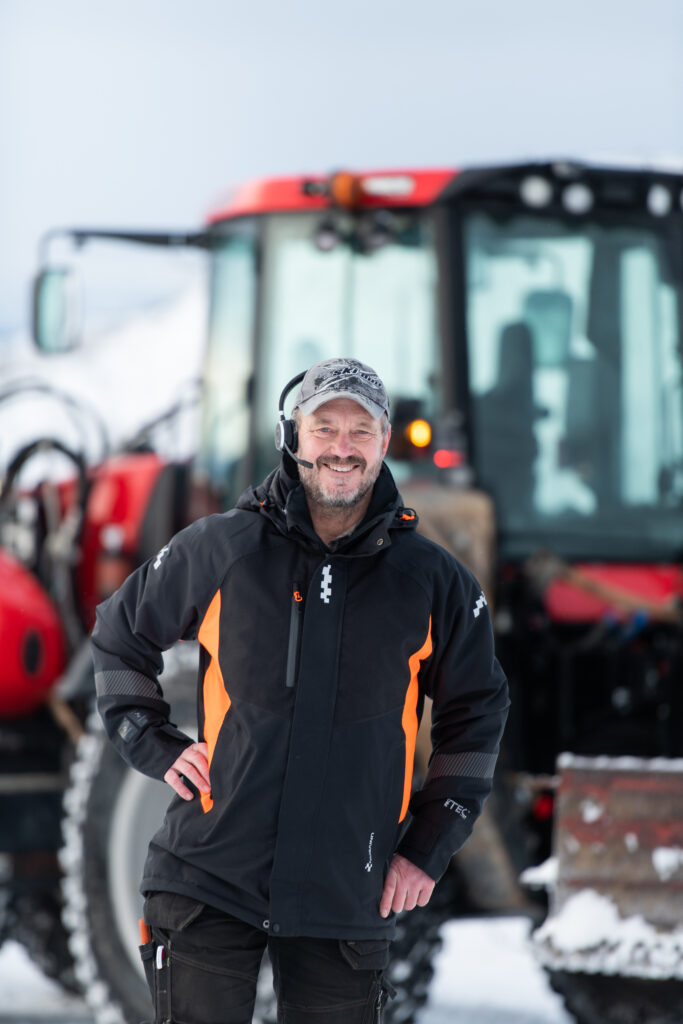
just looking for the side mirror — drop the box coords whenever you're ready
[31,267,80,353]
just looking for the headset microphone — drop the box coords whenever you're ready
[274,371,314,470]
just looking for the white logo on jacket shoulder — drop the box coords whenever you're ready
[153,545,170,570]
[472,592,487,618]
[320,564,333,603]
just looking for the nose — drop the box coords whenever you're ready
[329,431,356,457]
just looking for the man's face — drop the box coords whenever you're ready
[296,397,391,509]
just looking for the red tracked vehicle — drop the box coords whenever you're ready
[3,159,683,1024]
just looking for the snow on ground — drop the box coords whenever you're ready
[427,917,571,1023]
[0,918,572,1023]
[0,941,90,1022]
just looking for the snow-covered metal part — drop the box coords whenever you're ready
[533,754,683,980]
[520,856,558,890]
[534,889,683,980]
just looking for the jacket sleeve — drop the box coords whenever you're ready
[396,567,510,881]
[91,516,226,781]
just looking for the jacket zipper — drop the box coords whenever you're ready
[285,584,304,688]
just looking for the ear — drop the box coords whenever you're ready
[381,423,391,458]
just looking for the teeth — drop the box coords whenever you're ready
[329,465,355,473]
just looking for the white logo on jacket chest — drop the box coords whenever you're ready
[364,832,375,872]
[473,593,487,618]
[320,564,333,604]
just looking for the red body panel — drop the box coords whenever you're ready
[78,453,167,628]
[0,551,66,715]
[544,564,683,623]
[206,169,457,223]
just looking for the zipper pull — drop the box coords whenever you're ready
[375,985,383,1022]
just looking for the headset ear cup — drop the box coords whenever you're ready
[275,419,297,453]
[275,370,307,456]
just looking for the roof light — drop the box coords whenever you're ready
[647,184,673,216]
[329,172,364,209]
[307,171,417,209]
[520,176,553,208]
[562,182,593,215]
[406,419,432,448]
[362,175,415,197]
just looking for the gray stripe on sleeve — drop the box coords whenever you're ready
[95,669,159,699]
[427,751,498,781]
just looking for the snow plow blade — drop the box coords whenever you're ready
[533,754,683,979]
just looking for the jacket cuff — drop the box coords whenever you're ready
[152,726,196,779]
[397,817,467,882]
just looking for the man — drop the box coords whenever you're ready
[92,357,509,1024]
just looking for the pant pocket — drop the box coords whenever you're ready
[139,937,172,1024]
[339,939,391,971]
[143,890,206,932]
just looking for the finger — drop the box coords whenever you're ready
[177,760,211,794]
[164,767,194,801]
[176,744,211,791]
[177,751,211,792]
[416,883,435,908]
[391,878,408,915]
[402,886,419,912]
[188,744,211,783]
[379,870,398,918]
[184,742,209,768]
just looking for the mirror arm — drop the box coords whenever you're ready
[38,227,214,264]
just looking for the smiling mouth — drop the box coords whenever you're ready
[318,458,364,475]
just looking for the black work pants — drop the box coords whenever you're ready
[141,891,390,1024]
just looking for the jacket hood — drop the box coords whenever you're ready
[236,461,418,551]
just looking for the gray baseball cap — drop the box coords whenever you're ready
[292,358,389,420]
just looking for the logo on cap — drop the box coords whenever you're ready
[294,358,389,419]
[313,364,383,395]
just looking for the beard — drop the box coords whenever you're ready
[299,455,382,509]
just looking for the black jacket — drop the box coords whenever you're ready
[92,463,509,940]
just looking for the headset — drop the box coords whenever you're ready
[274,371,314,469]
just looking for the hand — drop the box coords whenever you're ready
[164,742,210,801]
[379,853,435,918]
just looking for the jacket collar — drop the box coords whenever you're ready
[236,462,418,555]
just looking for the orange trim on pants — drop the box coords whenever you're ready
[197,590,230,813]
[399,618,433,822]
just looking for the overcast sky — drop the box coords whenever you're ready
[1,0,681,338]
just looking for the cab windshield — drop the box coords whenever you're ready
[464,210,683,560]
